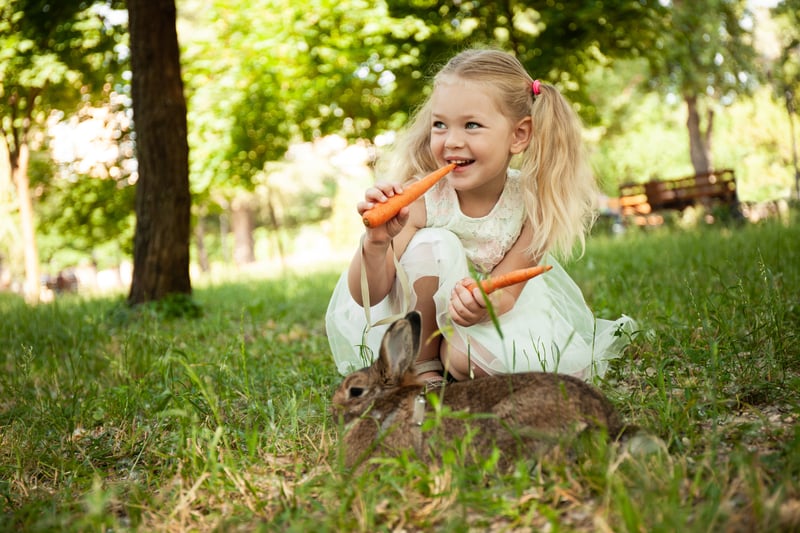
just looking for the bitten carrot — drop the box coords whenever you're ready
[467,265,553,294]
[362,163,457,227]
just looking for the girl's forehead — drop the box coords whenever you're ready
[434,75,491,92]
[431,77,503,110]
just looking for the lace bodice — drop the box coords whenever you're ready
[424,169,526,273]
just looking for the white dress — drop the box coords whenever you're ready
[325,170,637,381]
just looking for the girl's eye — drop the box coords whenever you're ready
[432,121,446,129]
[466,122,481,129]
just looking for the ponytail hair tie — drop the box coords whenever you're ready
[531,79,541,96]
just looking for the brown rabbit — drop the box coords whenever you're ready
[331,311,629,471]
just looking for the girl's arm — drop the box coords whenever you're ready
[449,222,540,327]
[346,184,424,306]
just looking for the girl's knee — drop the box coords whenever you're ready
[403,228,464,262]
[440,343,489,381]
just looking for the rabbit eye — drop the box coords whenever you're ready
[349,387,365,398]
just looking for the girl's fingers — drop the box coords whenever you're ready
[449,289,487,326]
[471,288,487,307]
[368,182,403,200]
[361,183,405,215]
[448,302,469,327]
[453,281,486,308]
[356,201,374,215]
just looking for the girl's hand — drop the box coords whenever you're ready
[448,278,490,327]
[357,182,409,245]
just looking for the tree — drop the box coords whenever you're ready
[645,0,758,175]
[180,0,394,266]
[177,0,667,267]
[37,94,136,271]
[382,0,667,121]
[770,0,800,199]
[126,0,191,304]
[0,0,125,301]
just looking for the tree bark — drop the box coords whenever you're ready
[126,0,192,305]
[10,142,40,303]
[685,93,713,175]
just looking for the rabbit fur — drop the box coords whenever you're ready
[331,311,628,471]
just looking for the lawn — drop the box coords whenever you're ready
[1,213,799,532]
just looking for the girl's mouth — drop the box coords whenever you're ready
[449,159,474,167]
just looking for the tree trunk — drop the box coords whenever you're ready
[230,195,256,266]
[126,0,191,305]
[219,212,231,263]
[194,215,210,273]
[10,141,40,303]
[685,93,713,175]
[786,90,800,201]
[264,196,287,267]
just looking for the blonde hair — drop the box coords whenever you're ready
[385,48,597,261]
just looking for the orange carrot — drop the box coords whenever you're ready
[466,265,553,294]
[362,163,457,227]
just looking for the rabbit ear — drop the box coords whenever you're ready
[375,311,422,383]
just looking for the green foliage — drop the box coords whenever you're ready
[0,0,127,134]
[24,90,138,270]
[771,0,800,114]
[256,162,337,230]
[36,170,135,260]
[586,58,798,198]
[588,70,695,191]
[620,0,761,174]
[714,87,799,201]
[180,0,669,206]
[181,0,393,194]
[129,292,203,319]
[0,0,129,286]
[0,0,792,286]
[645,0,758,99]
[383,0,667,121]
[1,216,799,530]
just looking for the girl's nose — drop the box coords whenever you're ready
[444,131,464,149]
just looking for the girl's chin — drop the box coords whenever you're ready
[447,174,477,191]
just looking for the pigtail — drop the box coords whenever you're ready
[519,83,597,261]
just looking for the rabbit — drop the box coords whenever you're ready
[331,310,630,471]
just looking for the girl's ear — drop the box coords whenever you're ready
[510,116,533,154]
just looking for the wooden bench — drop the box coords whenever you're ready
[618,169,739,226]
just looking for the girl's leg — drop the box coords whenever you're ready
[440,342,489,381]
[411,274,445,383]
[413,276,490,382]
[397,228,485,384]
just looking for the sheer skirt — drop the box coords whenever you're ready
[325,228,636,381]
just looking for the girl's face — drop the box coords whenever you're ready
[429,77,531,195]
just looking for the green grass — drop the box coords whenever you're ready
[1,214,799,532]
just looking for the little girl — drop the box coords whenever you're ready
[325,48,636,386]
